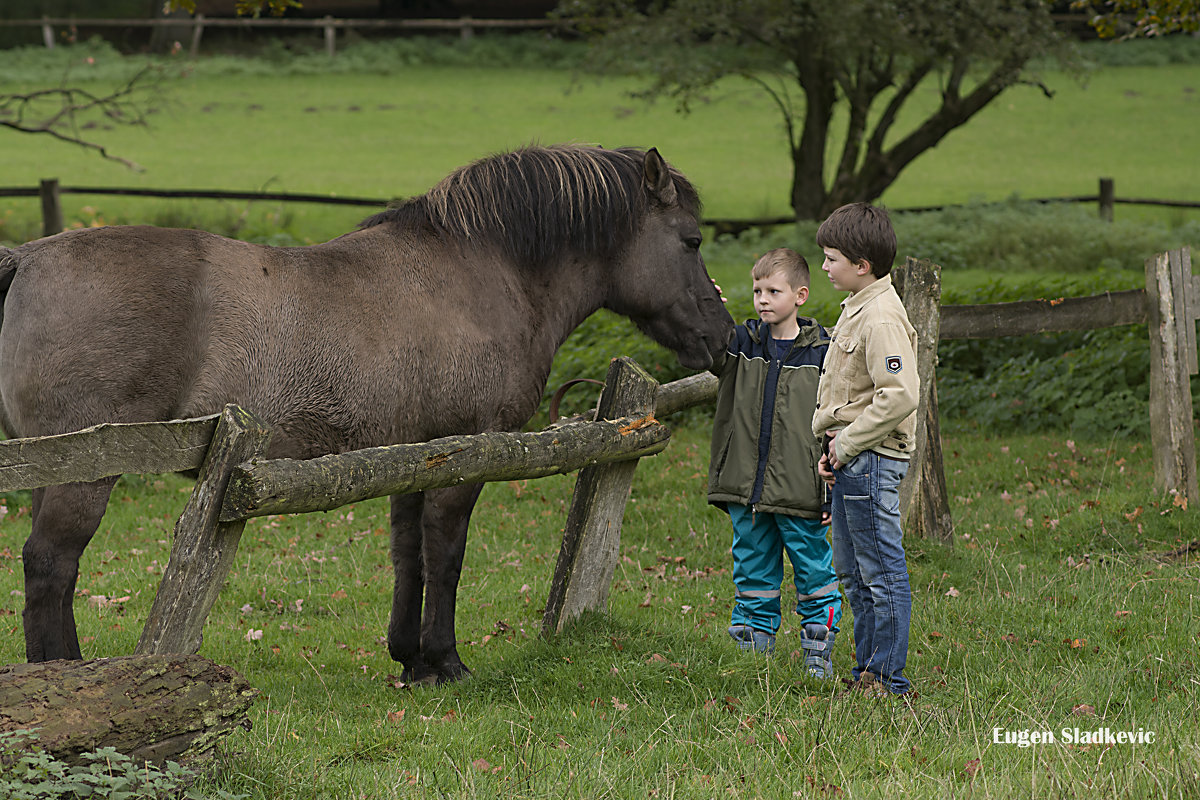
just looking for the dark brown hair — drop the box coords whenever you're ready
[816,203,897,278]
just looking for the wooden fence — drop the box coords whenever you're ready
[3,15,563,55]
[7,177,1199,241]
[0,252,1194,659]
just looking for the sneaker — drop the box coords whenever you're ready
[728,624,776,655]
[800,623,835,680]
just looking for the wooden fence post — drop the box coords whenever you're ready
[1145,248,1199,502]
[137,405,273,655]
[324,16,336,57]
[39,178,62,237]
[894,257,954,544]
[543,357,660,635]
[41,17,54,49]
[1099,177,1115,222]
[189,14,206,57]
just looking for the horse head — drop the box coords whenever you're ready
[606,149,733,371]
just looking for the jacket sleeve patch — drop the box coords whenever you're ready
[885,355,903,374]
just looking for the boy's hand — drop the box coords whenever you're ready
[711,279,728,303]
[818,453,836,486]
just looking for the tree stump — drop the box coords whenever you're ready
[0,655,256,766]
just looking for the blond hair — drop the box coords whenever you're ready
[751,248,810,289]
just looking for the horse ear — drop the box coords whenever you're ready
[642,148,677,206]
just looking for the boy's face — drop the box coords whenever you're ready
[822,247,873,293]
[752,271,807,331]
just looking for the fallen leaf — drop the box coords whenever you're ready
[928,631,944,639]
[1069,638,1087,649]
[1071,704,1096,717]
[944,587,960,598]
[472,758,492,771]
[962,758,981,780]
[775,731,789,745]
[330,589,348,600]
[1115,610,1132,618]
[387,709,405,724]
[647,653,668,663]
[612,697,628,711]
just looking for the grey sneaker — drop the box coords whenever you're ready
[800,623,835,679]
[728,624,776,655]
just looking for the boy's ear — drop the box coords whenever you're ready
[855,258,873,276]
[795,285,809,306]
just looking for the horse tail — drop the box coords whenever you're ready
[0,247,16,436]
[0,246,17,328]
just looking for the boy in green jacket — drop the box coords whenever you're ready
[707,248,842,678]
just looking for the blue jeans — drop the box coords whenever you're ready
[728,504,842,634]
[831,451,911,694]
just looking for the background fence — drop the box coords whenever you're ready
[6,176,1200,240]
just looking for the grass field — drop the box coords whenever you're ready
[0,425,1196,798]
[1,37,1199,799]
[1,41,1198,246]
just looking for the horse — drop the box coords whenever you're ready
[0,144,733,683]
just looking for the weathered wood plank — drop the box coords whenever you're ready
[137,405,273,656]
[220,411,670,521]
[938,289,1146,340]
[1146,250,1199,501]
[654,372,717,417]
[544,357,661,635]
[895,258,954,544]
[0,414,220,493]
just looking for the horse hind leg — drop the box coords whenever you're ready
[387,492,432,684]
[21,478,117,662]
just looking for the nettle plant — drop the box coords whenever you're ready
[0,730,246,800]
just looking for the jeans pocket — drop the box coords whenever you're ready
[840,451,870,478]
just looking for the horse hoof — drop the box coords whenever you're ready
[435,663,472,686]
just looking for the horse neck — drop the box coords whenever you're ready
[519,256,608,370]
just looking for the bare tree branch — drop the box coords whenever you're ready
[0,66,159,172]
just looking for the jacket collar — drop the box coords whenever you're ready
[745,316,824,347]
[840,274,894,319]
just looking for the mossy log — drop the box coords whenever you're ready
[219,413,671,521]
[0,654,256,766]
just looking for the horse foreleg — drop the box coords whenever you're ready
[21,479,116,662]
[419,482,483,685]
[387,492,429,683]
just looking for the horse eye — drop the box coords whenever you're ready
[684,236,702,250]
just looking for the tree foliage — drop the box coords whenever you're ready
[558,0,1067,220]
[167,0,301,15]
[1072,0,1200,38]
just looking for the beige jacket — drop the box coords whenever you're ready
[812,275,919,463]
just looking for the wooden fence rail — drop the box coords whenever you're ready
[10,177,1197,242]
[0,251,1194,663]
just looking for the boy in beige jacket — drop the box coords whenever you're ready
[812,203,918,696]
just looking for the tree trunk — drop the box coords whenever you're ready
[790,61,837,220]
[0,655,256,766]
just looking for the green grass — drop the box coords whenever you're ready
[1,39,1199,245]
[0,424,1197,798]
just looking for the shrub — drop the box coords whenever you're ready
[0,729,245,800]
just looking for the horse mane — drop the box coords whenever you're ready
[359,144,701,269]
